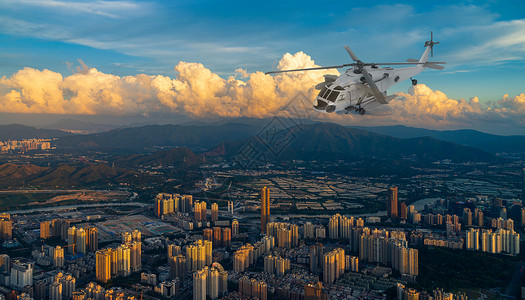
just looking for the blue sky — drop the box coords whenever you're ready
[0,0,524,132]
[1,0,524,99]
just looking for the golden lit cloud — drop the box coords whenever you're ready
[0,52,337,118]
[0,52,524,131]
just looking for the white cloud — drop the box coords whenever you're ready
[0,52,337,118]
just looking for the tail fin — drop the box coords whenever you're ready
[418,47,431,63]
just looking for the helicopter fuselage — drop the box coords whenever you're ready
[313,65,424,114]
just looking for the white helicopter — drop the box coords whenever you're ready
[266,32,446,115]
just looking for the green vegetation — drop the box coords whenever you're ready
[415,246,517,291]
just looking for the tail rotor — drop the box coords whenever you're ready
[425,31,439,57]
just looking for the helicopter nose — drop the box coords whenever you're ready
[313,98,328,110]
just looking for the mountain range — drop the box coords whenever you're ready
[350,125,525,154]
[211,123,494,162]
[5,119,525,162]
[53,122,262,151]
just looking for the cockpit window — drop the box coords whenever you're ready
[317,87,328,98]
[321,88,331,99]
[326,90,340,102]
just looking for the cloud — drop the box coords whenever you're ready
[320,83,525,134]
[2,51,525,133]
[0,52,338,118]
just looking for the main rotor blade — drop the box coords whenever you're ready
[371,62,446,65]
[265,64,352,75]
[361,68,387,104]
[344,46,359,62]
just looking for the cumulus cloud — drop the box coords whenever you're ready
[326,83,525,133]
[1,51,524,133]
[0,52,338,118]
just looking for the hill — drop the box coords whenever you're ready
[215,123,494,162]
[116,147,203,168]
[44,119,118,132]
[0,124,72,140]
[0,163,136,188]
[351,125,525,154]
[54,123,261,151]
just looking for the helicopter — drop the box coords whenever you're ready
[266,32,446,115]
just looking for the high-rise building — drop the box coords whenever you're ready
[96,249,112,283]
[0,214,11,240]
[266,222,299,249]
[67,226,92,254]
[181,195,193,213]
[399,202,407,220]
[310,243,324,275]
[40,221,51,239]
[323,248,345,284]
[49,282,62,300]
[474,208,484,227]
[54,272,75,299]
[261,187,270,234]
[10,261,33,289]
[408,248,418,276]
[122,232,132,244]
[387,187,398,219]
[238,276,266,300]
[193,268,207,300]
[117,244,131,276]
[222,228,231,248]
[194,201,207,222]
[232,219,239,237]
[211,203,218,222]
[51,219,70,240]
[0,254,10,273]
[168,244,181,258]
[187,240,212,272]
[63,274,76,299]
[463,208,473,226]
[155,193,181,217]
[203,228,213,242]
[169,254,186,280]
[466,228,479,250]
[132,230,141,242]
[76,228,86,254]
[34,280,46,300]
[86,227,99,252]
[54,246,65,268]
[213,227,222,247]
[68,226,77,254]
[129,241,142,272]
